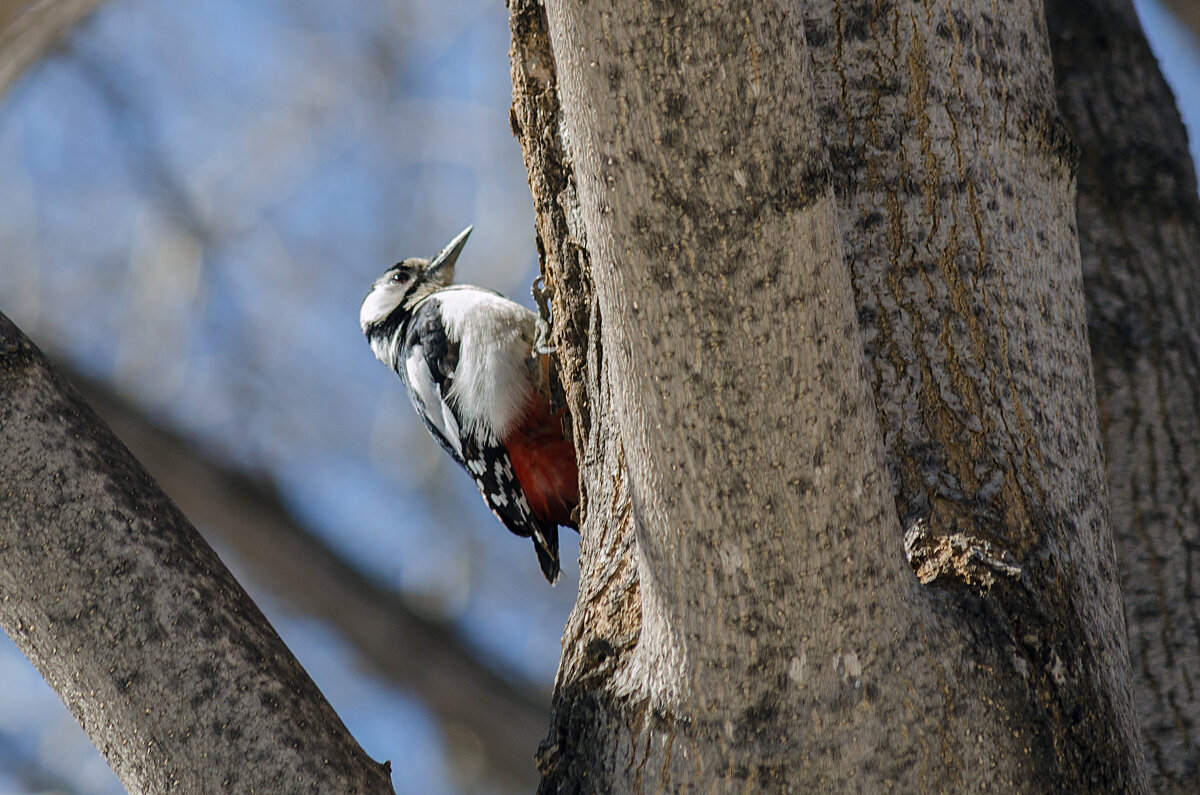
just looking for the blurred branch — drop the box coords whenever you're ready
[65,363,548,791]
[0,0,101,94]
[1160,0,1200,42]
[0,729,88,795]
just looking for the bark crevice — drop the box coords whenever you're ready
[508,3,643,788]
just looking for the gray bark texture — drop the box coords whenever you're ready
[0,313,394,793]
[72,368,547,791]
[507,0,1183,790]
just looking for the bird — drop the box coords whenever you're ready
[360,227,579,583]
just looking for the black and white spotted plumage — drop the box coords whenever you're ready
[360,227,568,582]
[401,302,465,466]
[401,299,561,580]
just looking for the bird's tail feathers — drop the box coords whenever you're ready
[532,525,561,584]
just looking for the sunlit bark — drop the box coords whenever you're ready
[510,0,1159,790]
[0,314,394,794]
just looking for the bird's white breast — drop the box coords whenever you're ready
[434,287,537,443]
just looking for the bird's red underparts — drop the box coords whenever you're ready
[503,392,579,528]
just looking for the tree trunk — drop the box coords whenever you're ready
[509,0,1153,790]
[0,313,393,793]
[1047,0,1200,788]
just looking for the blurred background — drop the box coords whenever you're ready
[0,0,1194,792]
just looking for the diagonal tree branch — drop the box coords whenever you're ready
[0,312,394,793]
[0,2,548,785]
[65,364,548,791]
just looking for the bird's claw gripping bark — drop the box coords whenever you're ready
[532,276,557,355]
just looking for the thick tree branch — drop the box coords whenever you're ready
[66,366,547,791]
[803,0,1145,784]
[0,313,393,793]
[508,4,643,783]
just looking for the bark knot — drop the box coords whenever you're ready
[903,517,1024,589]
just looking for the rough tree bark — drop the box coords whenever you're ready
[0,0,1190,790]
[0,314,394,793]
[508,0,1176,790]
[72,368,548,791]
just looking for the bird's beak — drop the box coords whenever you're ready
[425,225,472,284]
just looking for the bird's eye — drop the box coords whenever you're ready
[391,271,409,284]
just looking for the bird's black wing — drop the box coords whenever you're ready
[400,302,465,467]
[402,301,561,583]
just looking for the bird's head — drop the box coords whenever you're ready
[360,225,472,336]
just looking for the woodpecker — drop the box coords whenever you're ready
[360,227,579,583]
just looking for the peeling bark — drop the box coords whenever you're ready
[508,3,642,786]
[0,314,393,794]
[803,0,1143,783]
